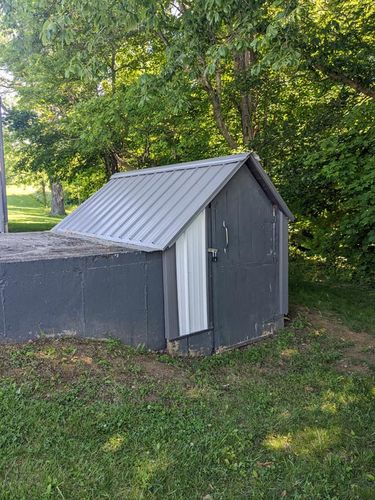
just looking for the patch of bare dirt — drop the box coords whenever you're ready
[0,337,189,392]
[136,355,187,384]
[0,339,103,385]
[297,306,375,374]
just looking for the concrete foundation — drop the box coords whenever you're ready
[0,232,165,349]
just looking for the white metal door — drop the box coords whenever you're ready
[176,210,208,335]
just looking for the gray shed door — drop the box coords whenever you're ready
[210,166,277,348]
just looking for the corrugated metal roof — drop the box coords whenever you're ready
[53,153,294,251]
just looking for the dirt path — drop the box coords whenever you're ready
[298,306,375,374]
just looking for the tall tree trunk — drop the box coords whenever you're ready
[41,179,47,207]
[234,50,257,146]
[103,150,119,179]
[200,73,238,150]
[50,180,66,216]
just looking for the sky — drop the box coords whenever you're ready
[0,68,16,108]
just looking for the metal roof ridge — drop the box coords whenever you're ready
[110,153,250,179]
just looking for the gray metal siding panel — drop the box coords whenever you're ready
[279,214,289,315]
[162,245,179,340]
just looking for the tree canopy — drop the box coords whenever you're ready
[0,0,374,281]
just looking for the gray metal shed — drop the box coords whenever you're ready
[0,152,293,354]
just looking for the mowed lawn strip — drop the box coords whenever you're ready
[6,184,66,232]
[0,311,374,499]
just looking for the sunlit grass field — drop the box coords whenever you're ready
[7,184,66,232]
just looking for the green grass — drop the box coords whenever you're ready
[290,263,375,336]
[2,183,374,498]
[0,314,374,499]
[7,185,66,232]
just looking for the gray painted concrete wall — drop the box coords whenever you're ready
[0,160,289,356]
[0,251,165,349]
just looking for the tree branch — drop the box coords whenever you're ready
[314,63,375,99]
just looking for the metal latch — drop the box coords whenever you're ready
[208,248,218,262]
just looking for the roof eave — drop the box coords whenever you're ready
[247,154,295,221]
[52,229,162,252]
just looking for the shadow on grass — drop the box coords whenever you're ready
[0,319,373,499]
[7,188,66,232]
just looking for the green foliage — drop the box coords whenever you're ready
[0,0,374,282]
[290,260,375,335]
[302,99,375,280]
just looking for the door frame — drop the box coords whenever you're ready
[162,208,213,341]
[206,204,214,331]
[175,210,209,336]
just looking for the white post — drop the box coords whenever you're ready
[0,96,8,233]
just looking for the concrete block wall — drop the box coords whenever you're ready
[0,251,165,350]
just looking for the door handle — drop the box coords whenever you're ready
[223,220,229,253]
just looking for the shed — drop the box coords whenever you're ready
[0,153,293,355]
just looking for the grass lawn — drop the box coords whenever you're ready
[7,184,67,232]
[290,264,375,337]
[0,308,374,498]
[1,184,374,498]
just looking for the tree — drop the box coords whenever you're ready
[5,109,68,215]
[0,0,373,281]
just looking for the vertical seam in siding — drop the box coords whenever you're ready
[80,259,87,337]
[145,259,149,345]
[0,277,6,338]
